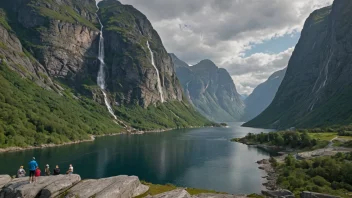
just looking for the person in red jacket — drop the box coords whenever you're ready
[34,167,41,183]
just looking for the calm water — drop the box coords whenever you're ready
[0,123,273,194]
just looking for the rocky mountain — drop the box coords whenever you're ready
[243,68,286,122]
[98,0,183,107]
[171,53,244,122]
[244,0,352,129]
[0,0,212,148]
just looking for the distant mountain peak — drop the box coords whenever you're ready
[243,68,286,122]
[172,54,244,122]
[194,59,218,69]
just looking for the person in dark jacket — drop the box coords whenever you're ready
[28,157,38,183]
[53,165,60,175]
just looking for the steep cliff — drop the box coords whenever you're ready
[0,0,100,83]
[0,9,51,88]
[0,0,212,148]
[243,68,286,122]
[98,0,183,107]
[244,0,352,129]
[171,54,244,122]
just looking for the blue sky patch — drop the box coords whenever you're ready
[244,32,300,57]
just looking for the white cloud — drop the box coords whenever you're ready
[230,47,294,95]
[116,0,333,94]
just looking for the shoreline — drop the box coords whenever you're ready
[0,125,212,153]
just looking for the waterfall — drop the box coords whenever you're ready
[96,5,118,120]
[146,41,165,103]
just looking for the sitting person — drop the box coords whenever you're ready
[53,165,60,175]
[17,166,26,178]
[66,164,73,175]
[45,164,51,176]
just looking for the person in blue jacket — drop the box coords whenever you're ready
[28,157,38,184]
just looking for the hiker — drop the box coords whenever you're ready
[28,157,38,183]
[66,164,73,175]
[17,166,26,178]
[45,164,51,176]
[34,167,41,183]
[53,165,60,175]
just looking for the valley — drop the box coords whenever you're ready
[0,0,352,197]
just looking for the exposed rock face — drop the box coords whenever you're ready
[262,189,294,198]
[243,68,286,122]
[171,53,244,122]
[0,174,81,198]
[244,0,352,129]
[147,189,191,198]
[0,0,100,83]
[300,191,340,198]
[65,175,148,198]
[0,13,51,87]
[0,175,11,189]
[0,174,148,198]
[98,0,183,107]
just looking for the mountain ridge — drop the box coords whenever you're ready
[171,53,244,122]
[243,68,286,122]
[244,0,352,129]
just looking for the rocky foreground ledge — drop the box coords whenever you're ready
[0,174,148,198]
[0,174,248,198]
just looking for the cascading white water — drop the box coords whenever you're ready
[146,41,165,103]
[96,5,118,120]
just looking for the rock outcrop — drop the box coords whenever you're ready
[262,189,294,198]
[171,53,244,122]
[147,189,191,198]
[65,175,148,198]
[0,174,81,198]
[0,175,11,189]
[0,174,148,198]
[244,0,352,129]
[300,191,340,198]
[243,68,286,122]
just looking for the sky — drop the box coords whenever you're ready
[99,0,333,95]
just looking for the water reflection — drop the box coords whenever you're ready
[0,123,273,194]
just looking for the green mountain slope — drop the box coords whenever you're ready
[0,0,213,148]
[0,61,121,148]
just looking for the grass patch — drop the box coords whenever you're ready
[308,133,337,141]
[0,8,11,31]
[0,41,7,49]
[186,188,222,195]
[28,0,98,30]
